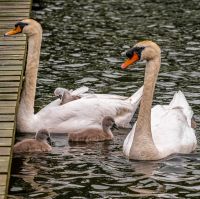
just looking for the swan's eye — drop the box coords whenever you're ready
[126,47,145,60]
[14,22,28,31]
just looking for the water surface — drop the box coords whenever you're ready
[9,0,200,198]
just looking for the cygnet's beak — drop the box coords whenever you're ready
[58,95,62,100]
[47,137,55,146]
[112,123,119,130]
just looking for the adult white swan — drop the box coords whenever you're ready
[121,40,197,160]
[5,19,143,134]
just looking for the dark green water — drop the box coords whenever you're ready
[9,0,200,198]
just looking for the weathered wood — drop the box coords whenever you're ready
[0,9,30,14]
[0,195,5,199]
[0,76,20,81]
[0,107,15,114]
[0,138,12,146]
[0,156,9,173]
[0,101,16,107]
[0,122,14,130]
[0,60,23,66]
[0,55,24,60]
[0,175,7,185]
[0,45,26,50]
[0,5,30,9]
[0,130,13,138]
[0,88,18,93]
[0,50,25,54]
[0,40,26,46]
[0,16,26,22]
[0,0,30,2]
[0,115,15,122]
[0,94,18,100]
[0,147,10,156]
[1,38,26,42]
[0,71,21,76]
[0,82,20,87]
[0,66,23,71]
[0,0,30,1]
[0,13,29,17]
[0,186,6,195]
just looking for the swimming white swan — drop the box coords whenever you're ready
[121,40,197,160]
[5,19,143,134]
[13,129,52,153]
[68,116,117,142]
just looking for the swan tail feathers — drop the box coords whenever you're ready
[169,91,193,127]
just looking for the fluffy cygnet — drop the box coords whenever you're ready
[68,116,118,142]
[54,86,89,105]
[13,129,52,153]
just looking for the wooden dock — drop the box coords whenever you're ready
[0,0,32,198]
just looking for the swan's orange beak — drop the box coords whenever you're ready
[4,25,22,36]
[121,53,139,69]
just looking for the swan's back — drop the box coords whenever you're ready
[123,91,197,159]
[151,91,197,157]
[35,94,141,133]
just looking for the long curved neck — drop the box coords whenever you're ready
[137,57,160,132]
[17,32,42,131]
[130,56,161,160]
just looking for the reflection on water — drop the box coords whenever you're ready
[9,0,200,198]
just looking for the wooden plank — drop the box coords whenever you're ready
[0,5,30,9]
[0,115,15,122]
[0,40,26,46]
[0,138,12,146]
[0,13,29,17]
[0,195,5,199]
[0,55,24,60]
[0,76,20,81]
[0,107,15,114]
[0,101,16,107]
[0,147,10,156]
[0,94,18,100]
[0,22,27,29]
[0,0,30,1]
[0,156,9,173]
[0,24,17,29]
[0,122,14,130]
[0,34,25,40]
[0,71,21,76]
[0,45,26,50]
[0,175,7,186]
[0,60,23,66]
[0,66,23,71]
[0,9,30,14]
[0,186,6,195]
[0,16,27,21]
[1,37,26,42]
[0,82,20,87]
[0,130,13,138]
[0,88,18,93]
[0,50,25,54]
[0,0,30,2]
